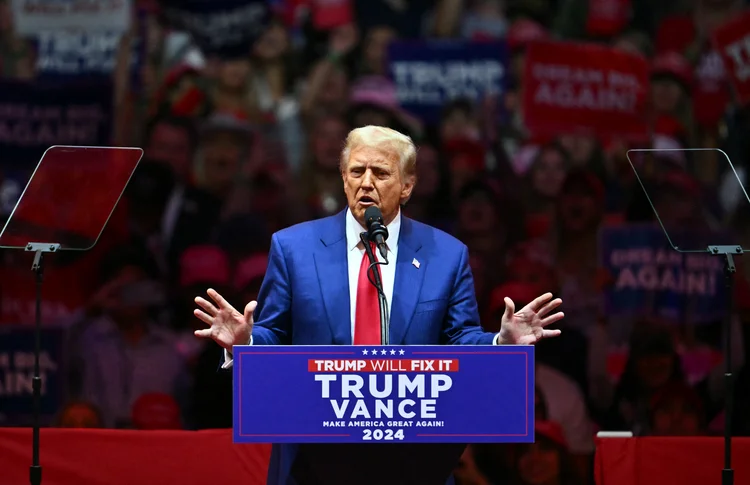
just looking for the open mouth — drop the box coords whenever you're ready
[358,196,376,206]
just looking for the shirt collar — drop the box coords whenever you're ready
[346,207,401,253]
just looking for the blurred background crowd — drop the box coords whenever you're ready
[2,0,750,484]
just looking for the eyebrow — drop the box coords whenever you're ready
[349,160,393,170]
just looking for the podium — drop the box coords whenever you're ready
[232,344,534,484]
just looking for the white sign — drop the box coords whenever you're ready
[12,0,132,35]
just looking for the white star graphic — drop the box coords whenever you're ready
[372,349,379,355]
[380,349,387,355]
[399,349,405,355]
[362,349,369,355]
[390,349,396,355]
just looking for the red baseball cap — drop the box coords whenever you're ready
[234,253,269,290]
[179,245,231,288]
[507,19,548,52]
[651,51,693,89]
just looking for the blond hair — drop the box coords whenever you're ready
[340,125,417,178]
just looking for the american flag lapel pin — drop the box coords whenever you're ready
[412,258,420,269]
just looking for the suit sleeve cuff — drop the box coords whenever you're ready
[221,349,234,369]
[221,336,253,369]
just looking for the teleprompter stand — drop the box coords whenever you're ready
[0,146,144,485]
[709,245,743,485]
[626,148,750,485]
[25,243,60,485]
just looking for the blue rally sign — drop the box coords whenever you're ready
[233,345,534,443]
[387,41,509,123]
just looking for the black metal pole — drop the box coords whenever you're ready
[723,252,735,485]
[360,233,389,345]
[30,250,43,485]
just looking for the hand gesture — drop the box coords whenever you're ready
[193,288,256,351]
[498,292,563,345]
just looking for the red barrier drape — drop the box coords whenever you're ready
[6,430,750,485]
[0,428,271,485]
[596,437,750,485]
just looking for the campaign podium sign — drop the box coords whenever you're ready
[233,345,534,444]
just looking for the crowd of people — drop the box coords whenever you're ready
[3,0,750,484]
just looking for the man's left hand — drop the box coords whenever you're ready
[498,292,563,345]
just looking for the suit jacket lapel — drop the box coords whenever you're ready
[313,210,352,345]
[390,217,425,345]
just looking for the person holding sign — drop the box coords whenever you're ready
[193,125,563,484]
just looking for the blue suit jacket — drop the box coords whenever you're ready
[242,210,496,484]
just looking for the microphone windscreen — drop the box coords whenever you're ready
[364,206,383,229]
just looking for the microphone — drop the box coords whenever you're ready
[364,206,389,262]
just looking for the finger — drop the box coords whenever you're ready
[244,300,258,324]
[194,328,212,338]
[526,292,553,312]
[193,309,214,326]
[207,288,232,310]
[537,298,562,318]
[540,312,565,327]
[195,297,218,317]
[541,329,562,339]
[503,297,515,320]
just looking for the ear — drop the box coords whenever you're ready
[400,174,416,204]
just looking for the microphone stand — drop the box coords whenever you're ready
[360,233,389,345]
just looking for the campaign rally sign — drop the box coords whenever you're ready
[0,80,113,171]
[0,325,66,426]
[387,41,509,123]
[599,223,726,324]
[35,30,143,81]
[712,9,750,105]
[11,0,132,35]
[160,0,270,59]
[234,345,534,443]
[522,40,649,140]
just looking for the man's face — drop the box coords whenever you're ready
[560,191,599,232]
[145,123,193,182]
[414,145,439,198]
[440,110,478,142]
[458,192,496,234]
[342,146,414,226]
[313,118,348,170]
[202,134,243,194]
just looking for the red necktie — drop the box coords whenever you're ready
[354,242,382,345]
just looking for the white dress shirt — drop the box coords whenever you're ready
[222,208,498,368]
[345,207,399,340]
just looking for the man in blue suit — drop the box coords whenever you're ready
[194,126,563,484]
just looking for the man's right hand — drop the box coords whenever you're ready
[194,288,256,352]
